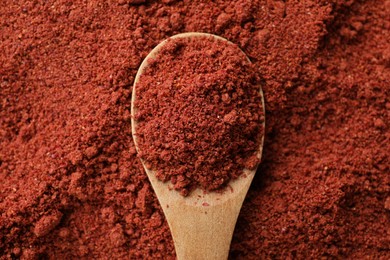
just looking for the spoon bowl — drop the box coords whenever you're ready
[131,32,265,260]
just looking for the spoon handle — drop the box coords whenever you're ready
[151,171,255,260]
[166,200,241,260]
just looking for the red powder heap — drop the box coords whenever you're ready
[134,36,264,195]
[0,0,388,259]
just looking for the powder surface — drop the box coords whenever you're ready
[134,36,264,195]
[0,0,389,259]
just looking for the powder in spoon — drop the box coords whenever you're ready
[134,36,265,196]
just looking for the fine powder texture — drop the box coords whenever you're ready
[134,36,264,195]
[0,0,389,259]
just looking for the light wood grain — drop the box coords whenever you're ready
[131,32,265,260]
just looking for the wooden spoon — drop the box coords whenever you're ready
[131,32,265,260]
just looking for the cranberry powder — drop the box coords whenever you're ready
[0,0,389,259]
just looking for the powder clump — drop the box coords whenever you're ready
[33,211,63,238]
